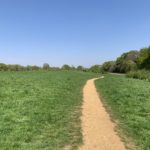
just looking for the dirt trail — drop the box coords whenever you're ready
[79,78,126,150]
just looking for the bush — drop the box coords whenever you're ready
[89,65,102,73]
[115,51,139,73]
[126,70,150,81]
[137,46,150,69]
[120,60,137,73]
[43,63,50,70]
[61,64,72,70]
[77,65,84,71]
[102,61,116,72]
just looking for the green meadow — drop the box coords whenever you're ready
[0,71,150,150]
[0,71,97,150]
[95,75,150,150]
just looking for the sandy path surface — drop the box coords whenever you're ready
[79,78,126,150]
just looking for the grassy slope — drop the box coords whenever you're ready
[95,75,150,150]
[0,71,97,150]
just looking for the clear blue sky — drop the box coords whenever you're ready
[0,0,150,67]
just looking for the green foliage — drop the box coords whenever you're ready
[0,64,42,71]
[115,51,139,73]
[95,75,150,150]
[102,61,116,72]
[70,65,76,70]
[77,66,84,71]
[137,46,150,69]
[30,65,41,71]
[89,65,101,73]
[127,70,150,81]
[120,60,137,73]
[43,63,50,70]
[61,64,72,70]
[102,46,150,73]
[102,50,141,73]
[0,63,8,71]
[0,71,97,150]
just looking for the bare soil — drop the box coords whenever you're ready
[79,78,126,150]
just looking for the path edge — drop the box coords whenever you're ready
[94,77,138,150]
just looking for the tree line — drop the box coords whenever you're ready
[101,46,150,73]
[0,63,101,73]
[1,45,149,74]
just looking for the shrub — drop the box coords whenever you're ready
[115,51,139,73]
[137,46,150,69]
[43,63,50,70]
[102,61,116,72]
[126,70,150,81]
[61,64,72,70]
[89,65,102,73]
[77,65,84,71]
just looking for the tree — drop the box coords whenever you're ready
[89,65,101,73]
[26,65,33,71]
[61,64,71,70]
[43,63,50,70]
[137,46,150,69]
[115,50,139,73]
[70,65,76,70]
[12,65,24,71]
[77,65,84,71]
[31,65,41,71]
[102,61,116,72]
[0,63,8,71]
[121,60,137,73]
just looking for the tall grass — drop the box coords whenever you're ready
[127,70,150,81]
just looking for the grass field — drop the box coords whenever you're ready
[0,71,97,150]
[95,75,150,150]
